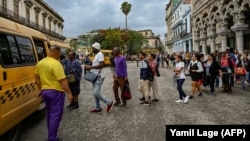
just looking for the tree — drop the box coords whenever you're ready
[127,30,145,55]
[120,1,132,30]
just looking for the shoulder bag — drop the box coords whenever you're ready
[84,70,100,82]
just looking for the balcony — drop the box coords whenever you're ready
[0,6,66,40]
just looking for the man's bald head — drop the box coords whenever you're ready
[49,46,61,59]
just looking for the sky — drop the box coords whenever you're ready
[44,0,169,40]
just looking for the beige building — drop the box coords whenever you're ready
[165,0,174,54]
[192,0,250,54]
[138,29,162,54]
[0,0,65,41]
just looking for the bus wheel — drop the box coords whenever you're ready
[0,123,21,141]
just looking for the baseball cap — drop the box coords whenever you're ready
[92,42,101,50]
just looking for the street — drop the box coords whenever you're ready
[19,62,250,141]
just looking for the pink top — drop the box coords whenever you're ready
[149,60,157,76]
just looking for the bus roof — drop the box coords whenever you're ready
[49,41,70,49]
[0,17,46,40]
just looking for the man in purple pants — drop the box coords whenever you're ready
[35,46,73,141]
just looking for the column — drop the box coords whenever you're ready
[210,37,215,53]
[235,30,244,53]
[231,22,248,54]
[189,39,192,52]
[202,40,207,55]
[221,34,227,51]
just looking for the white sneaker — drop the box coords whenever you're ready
[175,99,183,103]
[183,96,189,103]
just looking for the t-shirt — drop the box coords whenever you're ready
[175,61,185,79]
[35,57,65,91]
[91,51,104,77]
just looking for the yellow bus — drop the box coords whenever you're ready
[0,17,60,140]
[48,40,71,59]
[88,49,113,66]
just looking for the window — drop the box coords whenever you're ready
[35,12,39,26]
[26,8,30,23]
[33,39,46,61]
[14,0,19,17]
[0,33,37,67]
[43,16,46,29]
[2,0,7,13]
[49,21,51,31]
[16,36,36,65]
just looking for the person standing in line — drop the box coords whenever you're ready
[188,54,204,99]
[83,54,92,75]
[62,51,83,110]
[147,53,159,102]
[85,42,113,113]
[203,53,221,94]
[35,46,73,141]
[174,55,189,103]
[138,52,151,105]
[112,47,128,107]
[109,52,116,79]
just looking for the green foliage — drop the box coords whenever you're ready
[120,1,132,16]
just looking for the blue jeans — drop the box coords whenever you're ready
[92,75,112,110]
[176,79,187,100]
[215,76,219,87]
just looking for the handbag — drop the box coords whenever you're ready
[67,74,76,83]
[84,71,99,82]
[122,80,132,100]
[235,67,246,75]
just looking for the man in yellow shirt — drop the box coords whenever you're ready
[35,46,73,141]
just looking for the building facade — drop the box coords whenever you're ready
[192,0,250,54]
[138,29,162,54]
[165,0,192,54]
[0,0,65,41]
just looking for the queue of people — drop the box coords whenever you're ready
[35,42,249,141]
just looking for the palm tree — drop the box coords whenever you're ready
[120,1,132,30]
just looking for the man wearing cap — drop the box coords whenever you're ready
[85,42,113,113]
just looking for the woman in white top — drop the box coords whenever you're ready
[174,55,189,103]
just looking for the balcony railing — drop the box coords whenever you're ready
[0,6,65,40]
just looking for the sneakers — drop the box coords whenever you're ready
[119,103,127,107]
[90,109,102,113]
[152,98,159,102]
[69,103,79,110]
[113,101,121,106]
[107,101,113,112]
[175,99,183,103]
[66,102,74,108]
[139,97,145,101]
[143,101,150,105]
[183,96,189,103]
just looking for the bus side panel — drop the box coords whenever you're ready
[0,66,41,135]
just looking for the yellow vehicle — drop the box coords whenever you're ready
[88,49,113,66]
[48,40,71,59]
[0,17,52,140]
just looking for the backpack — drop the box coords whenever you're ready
[145,60,154,81]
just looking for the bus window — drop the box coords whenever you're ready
[0,35,15,65]
[33,39,46,61]
[15,36,36,65]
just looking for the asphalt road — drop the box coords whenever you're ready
[19,62,250,141]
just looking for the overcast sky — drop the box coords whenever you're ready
[44,0,169,40]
